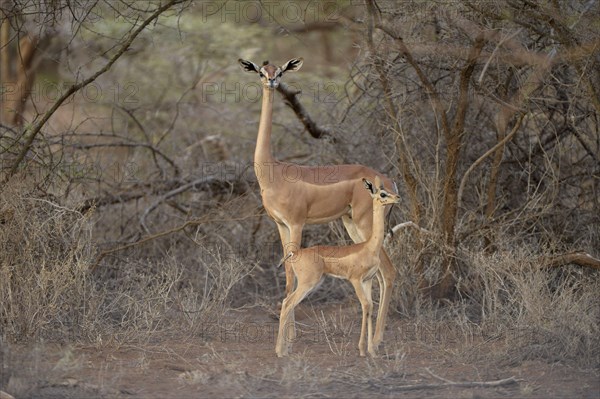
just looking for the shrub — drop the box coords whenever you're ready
[0,179,94,341]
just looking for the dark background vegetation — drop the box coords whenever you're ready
[1,0,598,373]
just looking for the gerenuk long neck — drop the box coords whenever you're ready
[255,87,276,166]
[366,201,386,254]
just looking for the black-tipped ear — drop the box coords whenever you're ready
[281,57,304,73]
[239,59,260,73]
[363,178,375,194]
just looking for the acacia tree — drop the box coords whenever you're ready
[353,0,599,299]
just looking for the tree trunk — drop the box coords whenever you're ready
[0,8,39,127]
[435,35,485,299]
[0,9,11,124]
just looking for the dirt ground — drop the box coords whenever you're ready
[1,305,598,399]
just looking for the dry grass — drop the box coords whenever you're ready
[0,3,598,398]
[0,178,94,341]
[387,231,599,368]
[0,178,256,346]
[1,173,597,372]
[464,249,600,368]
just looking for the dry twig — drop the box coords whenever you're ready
[541,252,600,270]
[277,82,333,140]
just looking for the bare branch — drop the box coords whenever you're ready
[420,368,519,390]
[375,20,451,137]
[77,180,182,214]
[457,114,525,209]
[67,141,180,175]
[366,0,423,227]
[384,222,434,246]
[140,175,218,233]
[276,82,333,140]
[388,221,433,236]
[92,211,262,271]
[541,252,600,270]
[3,0,185,182]
[390,377,519,392]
